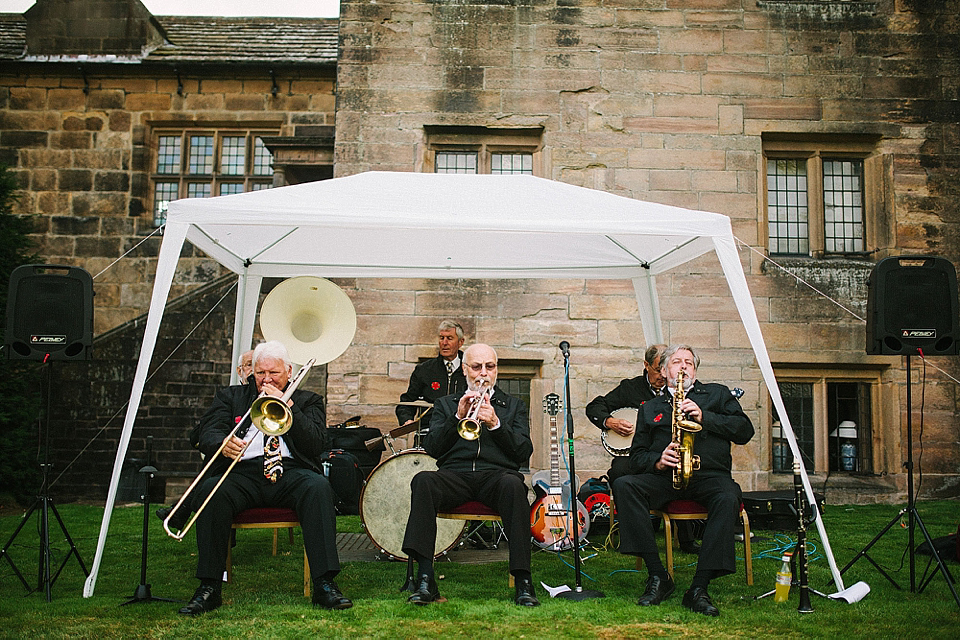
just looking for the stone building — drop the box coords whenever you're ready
[1,0,958,504]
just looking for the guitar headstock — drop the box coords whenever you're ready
[543,393,560,416]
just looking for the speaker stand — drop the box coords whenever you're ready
[0,360,88,601]
[837,355,959,610]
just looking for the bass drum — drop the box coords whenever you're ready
[359,450,465,560]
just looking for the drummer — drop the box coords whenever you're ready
[400,343,540,607]
[396,320,467,431]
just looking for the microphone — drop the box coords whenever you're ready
[559,341,570,357]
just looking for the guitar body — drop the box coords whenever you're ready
[530,483,590,551]
[530,393,590,551]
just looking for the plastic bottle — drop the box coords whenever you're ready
[774,552,793,602]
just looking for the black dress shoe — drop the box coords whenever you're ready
[637,574,675,606]
[682,586,720,617]
[313,579,353,610]
[156,505,190,530]
[514,577,540,607]
[407,574,440,605]
[177,584,222,616]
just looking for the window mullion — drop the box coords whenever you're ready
[808,154,825,258]
[813,379,829,472]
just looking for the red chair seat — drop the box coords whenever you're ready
[659,499,706,515]
[233,506,298,524]
[444,500,499,517]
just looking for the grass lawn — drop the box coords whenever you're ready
[1,498,958,639]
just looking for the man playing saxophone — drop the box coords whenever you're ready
[612,344,753,617]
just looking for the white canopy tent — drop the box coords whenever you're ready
[83,171,854,597]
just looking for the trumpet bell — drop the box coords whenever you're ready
[251,396,293,436]
[259,276,357,366]
[457,417,482,440]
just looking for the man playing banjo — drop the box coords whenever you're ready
[586,343,667,484]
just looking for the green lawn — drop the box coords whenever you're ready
[1,499,958,639]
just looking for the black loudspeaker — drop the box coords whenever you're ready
[4,264,94,361]
[866,255,960,356]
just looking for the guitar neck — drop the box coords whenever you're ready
[548,415,562,493]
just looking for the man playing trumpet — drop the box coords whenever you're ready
[401,343,540,606]
[177,340,351,615]
[612,344,753,617]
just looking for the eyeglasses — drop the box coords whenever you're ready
[466,362,497,373]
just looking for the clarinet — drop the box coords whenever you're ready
[793,461,814,613]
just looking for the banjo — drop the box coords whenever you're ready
[600,387,744,458]
[600,407,637,457]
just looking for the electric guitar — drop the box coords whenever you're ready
[530,393,590,551]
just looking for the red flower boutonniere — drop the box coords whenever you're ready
[431,382,440,390]
[654,413,664,423]
[235,416,243,423]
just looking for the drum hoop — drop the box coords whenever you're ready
[359,449,465,560]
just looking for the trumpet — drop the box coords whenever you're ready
[457,383,491,440]
[163,359,314,540]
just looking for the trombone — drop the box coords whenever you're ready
[163,359,316,540]
[457,383,491,440]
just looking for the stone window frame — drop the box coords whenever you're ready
[148,122,282,226]
[768,365,885,475]
[761,134,885,260]
[419,125,544,176]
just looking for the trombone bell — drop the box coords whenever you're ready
[250,396,293,436]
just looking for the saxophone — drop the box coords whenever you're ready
[672,370,702,490]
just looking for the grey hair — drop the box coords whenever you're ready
[253,340,293,370]
[661,344,700,371]
[644,343,667,366]
[438,320,464,341]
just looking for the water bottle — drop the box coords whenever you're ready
[774,552,793,602]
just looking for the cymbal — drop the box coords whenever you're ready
[396,400,433,408]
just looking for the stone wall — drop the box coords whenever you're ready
[335,0,960,501]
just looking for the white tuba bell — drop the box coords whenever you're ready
[258,276,358,365]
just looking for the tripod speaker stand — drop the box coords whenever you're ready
[838,355,959,609]
[0,359,88,601]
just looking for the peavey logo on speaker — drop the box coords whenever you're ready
[30,335,67,345]
[901,329,936,339]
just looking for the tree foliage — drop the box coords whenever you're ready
[0,164,43,505]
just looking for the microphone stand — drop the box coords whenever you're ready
[555,343,604,601]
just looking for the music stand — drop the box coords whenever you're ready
[555,342,604,601]
[837,354,959,609]
[122,436,178,605]
[0,358,88,601]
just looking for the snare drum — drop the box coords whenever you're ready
[359,449,465,560]
[601,407,637,457]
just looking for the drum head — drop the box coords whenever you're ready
[603,407,637,455]
[359,450,465,560]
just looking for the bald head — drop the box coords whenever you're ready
[463,343,498,391]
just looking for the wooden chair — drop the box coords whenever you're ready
[437,500,513,587]
[225,507,311,596]
[638,499,753,585]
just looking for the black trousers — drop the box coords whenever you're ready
[608,457,697,545]
[612,471,742,576]
[402,468,532,576]
[193,459,340,582]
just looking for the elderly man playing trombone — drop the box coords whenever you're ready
[400,343,539,607]
[176,340,351,615]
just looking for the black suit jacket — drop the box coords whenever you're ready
[423,387,533,473]
[194,382,329,475]
[628,380,754,476]
[396,351,468,425]
[585,373,658,431]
